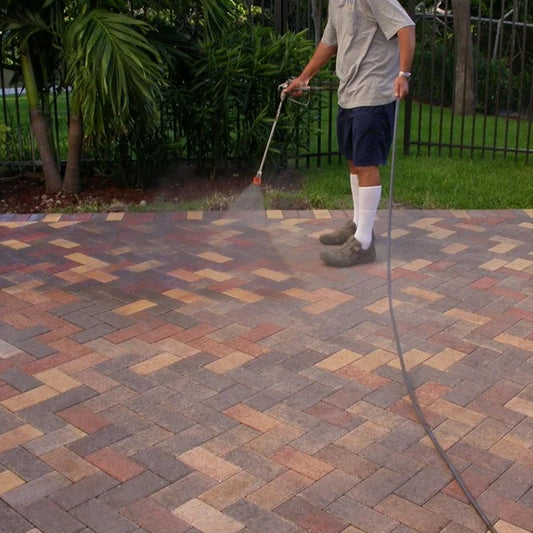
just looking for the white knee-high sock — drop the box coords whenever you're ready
[350,173,359,225]
[354,185,381,250]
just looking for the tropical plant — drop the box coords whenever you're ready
[62,6,164,192]
[2,0,165,193]
[171,19,325,179]
[2,0,63,192]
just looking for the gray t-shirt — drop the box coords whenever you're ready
[321,0,414,109]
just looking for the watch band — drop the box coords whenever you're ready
[399,71,411,79]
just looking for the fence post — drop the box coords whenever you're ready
[274,0,288,33]
[403,0,416,155]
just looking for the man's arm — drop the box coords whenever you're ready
[284,42,337,94]
[395,25,416,99]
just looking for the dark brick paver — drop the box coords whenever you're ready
[0,208,532,532]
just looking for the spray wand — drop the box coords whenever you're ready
[252,80,310,186]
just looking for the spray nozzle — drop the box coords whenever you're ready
[279,79,311,105]
[279,78,310,94]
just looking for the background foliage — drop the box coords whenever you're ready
[1,0,326,187]
[1,0,532,193]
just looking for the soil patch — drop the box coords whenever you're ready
[0,163,305,214]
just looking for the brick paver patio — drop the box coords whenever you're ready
[0,208,532,533]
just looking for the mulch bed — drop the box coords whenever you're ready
[0,163,304,214]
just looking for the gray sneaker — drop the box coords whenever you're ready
[320,235,376,267]
[319,220,356,245]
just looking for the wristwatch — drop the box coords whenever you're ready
[398,71,411,79]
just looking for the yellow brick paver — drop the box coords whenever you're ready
[312,209,332,219]
[163,288,203,304]
[252,268,291,282]
[445,308,491,325]
[204,352,254,375]
[50,238,80,249]
[335,421,389,453]
[429,399,486,426]
[315,349,363,371]
[505,397,533,418]
[1,239,31,249]
[224,404,281,432]
[402,286,444,301]
[173,499,244,533]
[388,348,433,371]
[223,288,263,303]
[348,349,397,373]
[114,299,157,315]
[0,425,43,453]
[130,353,179,375]
[0,470,25,494]
[34,369,82,393]
[1,386,58,412]
[479,258,508,271]
[197,251,232,263]
[424,348,467,370]
[126,260,164,272]
[506,258,533,271]
[440,243,469,254]
[106,212,125,221]
[365,297,402,314]
[495,334,533,352]
[179,447,241,482]
[66,253,109,269]
[266,210,283,219]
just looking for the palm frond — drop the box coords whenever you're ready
[5,11,53,51]
[65,9,164,140]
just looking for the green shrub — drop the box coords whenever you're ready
[169,22,330,179]
[0,124,10,161]
[91,130,169,190]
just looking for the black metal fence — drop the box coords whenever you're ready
[408,0,533,161]
[1,0,532,173]
[285,0,533,165]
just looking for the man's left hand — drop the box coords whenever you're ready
[394,77,410,99]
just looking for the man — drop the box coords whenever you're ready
[284,0,415,267]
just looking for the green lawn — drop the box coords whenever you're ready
[302,155,533,210]
[3,90,532,210]
[409,102,533,159]
[296,96,533,210]
[1,92,69,160]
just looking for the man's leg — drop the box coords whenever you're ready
[353,165,381,250]
[320,102,391,265]
[348,160,359,225]
[319,161,358,245]
[320,164,379,267]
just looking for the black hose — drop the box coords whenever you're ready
[386,99,498,533]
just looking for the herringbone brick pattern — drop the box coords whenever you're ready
[0,208,532,533]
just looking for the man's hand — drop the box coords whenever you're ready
[283,77,310,98]
[394,76,410,99]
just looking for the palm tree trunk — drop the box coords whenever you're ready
[62,114,83,194]
[21,53,62,193]
[453,0,475,116]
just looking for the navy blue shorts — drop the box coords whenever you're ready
[337,102,396,167]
